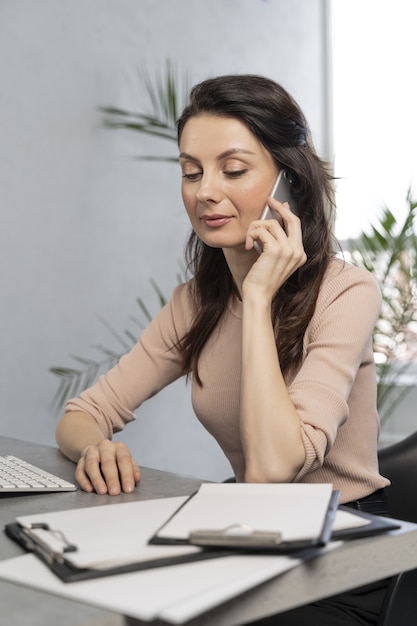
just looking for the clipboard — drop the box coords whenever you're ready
[331,506,401,540]
[149,483,341,553]
[3,496,233,583]
[3,484,339,585]
[3,487,399,584]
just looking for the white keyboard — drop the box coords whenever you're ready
[0,455,77,492]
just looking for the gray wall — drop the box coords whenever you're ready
[1,0,330,480]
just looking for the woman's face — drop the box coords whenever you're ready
[179,115,278,251]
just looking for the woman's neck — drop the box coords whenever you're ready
[222,247,258,299]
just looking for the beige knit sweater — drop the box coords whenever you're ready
[66,257,390,503]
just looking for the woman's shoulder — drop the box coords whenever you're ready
[305,256,382,337]
[158,280,197,327]
[169,280,197,310]
[140,281,196,343]
[324,255,380,290]
[317,256,381,308]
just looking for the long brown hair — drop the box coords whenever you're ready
[176,75,336,384]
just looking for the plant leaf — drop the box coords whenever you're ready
[100,60,190,161]
[350,192,417,420]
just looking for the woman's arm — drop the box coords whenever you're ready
[56,411,141,495]
[241,200,306,482]
[55,284,193,495]
[240,294,305,483]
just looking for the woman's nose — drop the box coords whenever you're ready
[196,174,221,203]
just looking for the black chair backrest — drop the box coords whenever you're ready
[378,431,417,523]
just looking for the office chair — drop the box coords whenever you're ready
[376,430,417,626]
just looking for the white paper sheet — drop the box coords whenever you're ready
[333,509,370,531]
[157,483,335,542]
[0,550,307,624]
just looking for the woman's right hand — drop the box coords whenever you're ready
[75,439,141,495]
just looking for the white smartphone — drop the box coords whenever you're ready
[254,170,297,254]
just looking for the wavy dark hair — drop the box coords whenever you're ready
[176,74,336,384]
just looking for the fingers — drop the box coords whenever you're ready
[244,201,306,297]
[113,445,141,494]
[247,200,304,261]
[75,440,141,496]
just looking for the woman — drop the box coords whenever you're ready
[56,75,390,624]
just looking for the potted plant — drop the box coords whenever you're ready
[348,191,417,424]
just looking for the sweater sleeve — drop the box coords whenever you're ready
[288,262,382,479]
[65,283,194,439]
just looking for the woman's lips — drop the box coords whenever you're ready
[201,215,233,228]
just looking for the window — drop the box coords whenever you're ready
[331,0,417,240]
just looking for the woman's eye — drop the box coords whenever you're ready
[182,172,202,181]
[224,169,248,178]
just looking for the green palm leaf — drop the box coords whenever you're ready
[100,61,190,160]
[349,190,417,423]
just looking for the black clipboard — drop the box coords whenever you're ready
[4,521,233,583]
[149,487,341,554]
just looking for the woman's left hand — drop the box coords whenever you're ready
[244,198,307,300]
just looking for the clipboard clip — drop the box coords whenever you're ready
[189,523,283,548]
[18,522,77,564]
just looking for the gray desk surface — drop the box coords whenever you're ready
[2,436,417,626]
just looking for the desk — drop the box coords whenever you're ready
[2,436,417,626]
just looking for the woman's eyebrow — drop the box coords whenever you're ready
[179,148,255,162]
[179,152,200,162]
[217,148,255,160]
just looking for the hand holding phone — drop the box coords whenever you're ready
[254,170,297,254]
